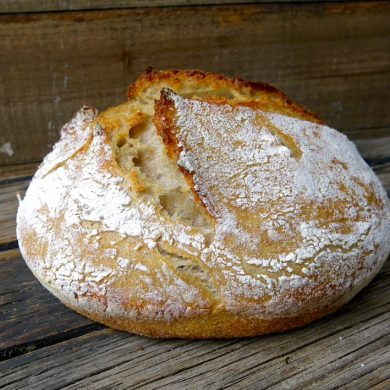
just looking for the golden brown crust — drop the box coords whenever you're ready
[129,68,323,124]
[154,89,181,160]
[65,299,340,339]
[31,264,346,339]
[16,69,390,339]
[24,241,378,339]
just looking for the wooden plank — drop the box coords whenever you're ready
[0,250,99,356]
[0,2,389,165]
[376,166,390,195]
[0,247,20,260]
[0,164,36,247]
[0,178,30,246]
[310,348,390,390]
[341,365,390,390]
[0,163,38,180]
[0,1,341,14]
[219,322,389,389]
[354,137,390,163]
[0,259,388,389]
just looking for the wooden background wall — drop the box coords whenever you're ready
[0,0,389,167]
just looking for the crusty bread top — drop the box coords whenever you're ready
[128,68,322,124]
[16,70,390,331]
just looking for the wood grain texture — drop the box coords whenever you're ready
[0,163,38,180]
[0,251,99,356]
[376,166,390,197]
[0,178,30,245]
[0,1,389,165]
[0,0,340,14]
[0,255,388,389]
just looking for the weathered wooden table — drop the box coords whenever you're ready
[1,1,389,388]
[0,162,389,389]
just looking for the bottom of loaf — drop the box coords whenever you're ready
[32,264,377,339]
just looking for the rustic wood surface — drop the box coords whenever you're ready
[0,178,29,246]
[0,0,342,14]
[0,156,389,388]
[0,1,389,165]
[0,251,99,354]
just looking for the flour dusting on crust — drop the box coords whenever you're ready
[156,90,390,315]
[16,91,390,329]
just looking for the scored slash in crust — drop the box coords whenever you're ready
[154,88,217,219]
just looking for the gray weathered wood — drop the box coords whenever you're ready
[0,0,342,14]
[354,137,390,163]
[0,259,388,389]
[0,1,389,165]
[377,166,390,196]
[0,250,97,354]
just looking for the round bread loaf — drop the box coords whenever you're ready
[17,70,390,338]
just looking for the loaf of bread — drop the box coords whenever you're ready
[17,69,390,338]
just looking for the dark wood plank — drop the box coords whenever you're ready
[0,248,20,260]
[0,178,30,246]
[0,2,389,165]
[376,164,390,193]
[0,163,38,180]
[0,163,37,247]
[0,0,341,14]
[354,137,390,163]
[0,259,388,389]
[0,250,99,356]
